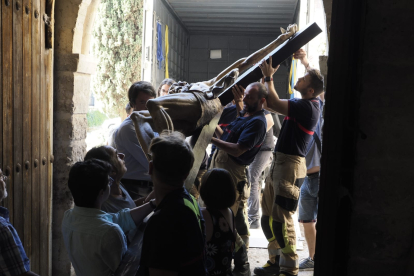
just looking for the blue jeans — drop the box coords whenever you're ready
[247,150,273,223]
[298,173,319,223]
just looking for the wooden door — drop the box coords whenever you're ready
[1,0,53,275]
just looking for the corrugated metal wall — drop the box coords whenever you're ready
[153,0,189,88]
[188,34,289,99]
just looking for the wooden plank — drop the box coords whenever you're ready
[22,0,32,258]
[31,0,41,272]
[45,47,53,276]
[45,3,54,274]
[2,0,14,222]
[39,0,49,274]
[13,0,24,242]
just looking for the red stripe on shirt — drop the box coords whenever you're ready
[284,116,314,135]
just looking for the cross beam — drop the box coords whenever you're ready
[218,22,323,106]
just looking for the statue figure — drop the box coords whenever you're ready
[131,24,299,159]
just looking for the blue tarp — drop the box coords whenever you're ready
[156,22,164,69]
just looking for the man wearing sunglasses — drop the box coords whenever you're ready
[61,159,157,276]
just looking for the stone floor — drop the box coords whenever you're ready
[247,223,313,276]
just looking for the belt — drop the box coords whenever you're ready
[121,178,153,187]
[306,172,319,179]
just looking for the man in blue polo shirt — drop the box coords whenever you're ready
[253,55,324,276]
[210,82,268,276]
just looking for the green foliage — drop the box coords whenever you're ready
[92,0,144,117]
[87,110,108,128]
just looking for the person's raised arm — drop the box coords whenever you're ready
[232,84,244,115]
[129,200,155,225]
[259,56,289,116]
[293,48,311,71]
[265,113,274,132]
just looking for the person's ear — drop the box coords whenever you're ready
[110,170,117,178]
[308,87,315,97]
[260,98,266,105]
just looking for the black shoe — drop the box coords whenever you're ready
[253,261,280,276]
[249,219,260,229]
[233,262,251,276]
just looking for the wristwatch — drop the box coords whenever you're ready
[264,76,273,82]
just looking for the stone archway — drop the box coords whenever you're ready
[53,0,100,274]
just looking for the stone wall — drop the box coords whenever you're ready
[53,0,99,275]
[316,0,414,275]
[322,0,332,42]
[348,1,414,274]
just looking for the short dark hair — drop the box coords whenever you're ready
[68,159,112,208]
[251,82,268,99]
[157,78,176,97]
[84,146,117,172]
[149,131,194,186]
[128,81,156,107]
[307,69,324,96]
[200,169,236,209]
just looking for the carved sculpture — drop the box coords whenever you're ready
[131,24,299,159]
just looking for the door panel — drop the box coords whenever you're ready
[1,0,52,274]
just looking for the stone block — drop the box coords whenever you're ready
[72,114,88,140]
[73,73,92,114]
[54,72,75,114]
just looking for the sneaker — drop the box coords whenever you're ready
[299,256,314,271]
[233,262,251,276]
[249,219,260,229]
[253,261,279,276]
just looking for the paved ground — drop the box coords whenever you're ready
[248,223,313,276]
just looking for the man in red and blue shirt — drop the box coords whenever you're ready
[254,55,324,276]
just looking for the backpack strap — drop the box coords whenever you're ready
[183,195,202,231]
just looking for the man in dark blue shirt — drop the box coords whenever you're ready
[254,55,324,276]
[210,82,268,275]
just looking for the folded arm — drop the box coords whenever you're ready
[211,137,249,158]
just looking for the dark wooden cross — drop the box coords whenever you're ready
[218,22,323,106]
